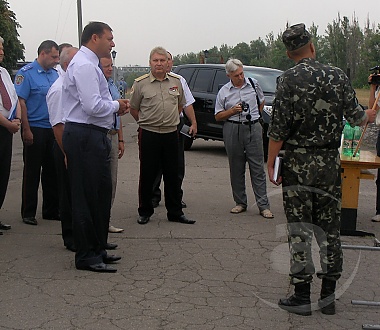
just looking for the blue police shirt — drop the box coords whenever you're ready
[14,60,58,128]
[108,78,121,130]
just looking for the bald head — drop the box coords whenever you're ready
[60,47,78,71]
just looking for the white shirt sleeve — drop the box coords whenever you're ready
[46,78,64,127]
[179,76,195,108]
[74,63,119,118]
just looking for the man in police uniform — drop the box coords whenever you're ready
[267,23,376,316]
[130,46,195,225]
[15,40,60,226]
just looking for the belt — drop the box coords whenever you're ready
[108,129,118,135]
[227,119,259,125]
[66,122,109,134]
[285,143,340,151]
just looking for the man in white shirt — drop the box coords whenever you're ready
[62,21,129,273]
[0,36,21,235]
[46,46,78,252]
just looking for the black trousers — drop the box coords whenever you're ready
[0,125,12,210]
[152,119,185,202]
[53,142,74,248]
[21,127,59,218]
[138,128,183,220]
[63,123,111,268]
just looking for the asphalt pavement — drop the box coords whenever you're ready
[1,115,380,330]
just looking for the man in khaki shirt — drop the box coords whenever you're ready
[130,46,196,225]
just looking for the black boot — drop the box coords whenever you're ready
[278,282,312,316]
[318,279,336,315]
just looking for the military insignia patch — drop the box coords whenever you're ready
[169,86,178,92]
[130,86,134,94]
[15,74,24,85]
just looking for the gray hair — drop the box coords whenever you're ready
[149,46,167,60]
[225,58,243,74]
[59,46,78,67]
[0,36,4,44]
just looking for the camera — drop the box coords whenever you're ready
[241,101,249,112]
[369,66,380,85]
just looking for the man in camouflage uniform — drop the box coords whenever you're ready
[267,23,376,316]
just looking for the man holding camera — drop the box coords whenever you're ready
[215,58,273,218]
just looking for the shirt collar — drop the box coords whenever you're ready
[149,72,169,82]
[34,59,55,74]
[80,46,100,66]
[227,77,249,90]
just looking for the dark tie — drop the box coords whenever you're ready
[0,73,12,111]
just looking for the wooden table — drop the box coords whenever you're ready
[341,150,380,236]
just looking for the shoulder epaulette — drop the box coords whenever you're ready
[168,72,180,80]
[21,64,33,72]
[135,73,149,82]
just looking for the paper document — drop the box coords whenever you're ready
[273,156,283,182]
[180,124,192,138]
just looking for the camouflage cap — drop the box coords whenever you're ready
[282,23,311,51]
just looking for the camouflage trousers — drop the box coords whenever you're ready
[282,149,343,285]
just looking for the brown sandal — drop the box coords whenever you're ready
[260,209,274,219]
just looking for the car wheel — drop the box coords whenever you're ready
[183,136,194,150]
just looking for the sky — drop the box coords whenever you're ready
[8,0,378,67]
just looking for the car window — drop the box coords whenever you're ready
[176,68,195,85]
[244,70,281,93]
[193,69,214,92]
[212,69,229,94]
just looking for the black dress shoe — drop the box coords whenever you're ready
[0,231,3,235]
[43,214,60,221]
[23,217,37,225]
[77,262,117,273]
[65,244,77,252]
[103,254,122,264]
[181,201,187,208]
[105,242,118,250]
[138,215,150,224]
[0,222,11,230]
[168,215,196,224]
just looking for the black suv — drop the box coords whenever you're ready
[173,64,283,158]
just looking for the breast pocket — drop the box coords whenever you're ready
[168,89,180,105]
[144,91,158,108]
[37,84,50,95]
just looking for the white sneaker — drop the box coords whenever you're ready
[371,214,380,222]
[108,225,124,233]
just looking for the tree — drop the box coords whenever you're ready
[170,13,380,87]
[0,0,24,74]
[249,38,267,66]
[231,42,251,64]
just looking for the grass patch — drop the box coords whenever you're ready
[356,88,370,107]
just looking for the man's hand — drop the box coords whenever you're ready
[7,119,21,134]
[22,127,33,145]
[189,122,197,137]
[118,141,125,159]
[117,99,130,116]
[365,108,377,123]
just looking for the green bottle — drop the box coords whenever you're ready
[352,126,362,158]
[342,122,353,156]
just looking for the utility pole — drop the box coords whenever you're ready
[77,0,83,46]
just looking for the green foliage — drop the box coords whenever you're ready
[0,0,24,74]
[173,14,379,87]
[124,72,143,89]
